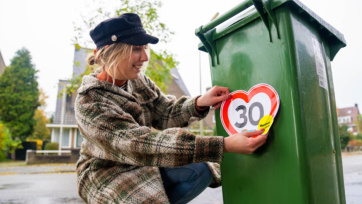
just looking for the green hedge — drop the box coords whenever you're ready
[44,142,59,150]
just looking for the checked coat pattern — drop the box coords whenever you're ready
[75,69,224,204]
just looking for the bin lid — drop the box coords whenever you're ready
[198,0,346,61]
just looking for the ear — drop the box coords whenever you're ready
[93,49,97,54]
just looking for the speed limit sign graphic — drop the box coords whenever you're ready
[220,84,280,135]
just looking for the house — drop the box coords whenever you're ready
[46,48,92,151]
[45,78,79,150]
[337,104,360,135]
[46,47,213,150]
[0,49,6,75]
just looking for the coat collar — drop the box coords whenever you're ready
[77,68,158,104]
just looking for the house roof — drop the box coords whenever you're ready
[53,80,77,125]
[170,68,190,96]
[52,47,93,125]
[73,47,92,76]
[338,105,360,125]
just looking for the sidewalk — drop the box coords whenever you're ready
[0,162,76,175]
[342,151,362,157]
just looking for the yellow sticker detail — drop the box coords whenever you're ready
[258,115,274,134]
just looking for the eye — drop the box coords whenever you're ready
[133,46,142,51]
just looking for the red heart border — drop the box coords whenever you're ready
[220,83,280,135]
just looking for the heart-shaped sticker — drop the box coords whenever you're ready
[220,84,280,135]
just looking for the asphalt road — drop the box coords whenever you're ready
[0,154,361,204]
[0,173,84,204]
[343,154,362,204]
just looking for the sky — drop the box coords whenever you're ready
[0,0,361,116]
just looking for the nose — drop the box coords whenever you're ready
[140,46,149,62]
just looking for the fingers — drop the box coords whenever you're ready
[209,86,230,105]
[252,134,268,147]
[213,86,230,98]
[215,94,230,102]
[226,130,270,154]
[213,102,222,110]
[242,129,265,138]
[213,86,230,94]
[211,93,231,106]
[242,133,267,154]
[262,131,269,137]
[212,93,231,110]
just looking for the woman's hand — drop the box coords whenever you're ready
[197,86,231,110]
[224,129,269,154]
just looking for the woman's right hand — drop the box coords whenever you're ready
[223,129,269,154]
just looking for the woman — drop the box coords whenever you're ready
[75,13,268,204]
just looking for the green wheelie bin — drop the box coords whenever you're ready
[195,0,346,203]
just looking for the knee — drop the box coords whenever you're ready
[189,162,213,186]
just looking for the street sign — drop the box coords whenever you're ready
[221,84,280,135]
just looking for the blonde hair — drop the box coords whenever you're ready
[87,42,150,84]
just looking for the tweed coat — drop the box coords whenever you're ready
[75,69,224,204]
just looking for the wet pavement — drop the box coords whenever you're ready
[0,163,76,175]
[0,173,84,204]
[343,153,362,204]
[189,187,223,204]
[0,153,361,204]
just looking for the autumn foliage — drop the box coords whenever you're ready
[30,88,50,140]
[348,139,362,147]
[0,122,21,161]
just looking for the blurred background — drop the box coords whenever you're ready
[0,0,361,203]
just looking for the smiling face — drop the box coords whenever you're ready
[107,44,149,81]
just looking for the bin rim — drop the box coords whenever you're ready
[197,0,346,61]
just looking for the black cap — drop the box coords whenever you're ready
[90,13,159,49]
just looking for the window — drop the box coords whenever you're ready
[61,129,70,147]
[75,129,83,148]
[52,128,60,143]
[347,110,352,114]
[51,128,70,148]
[338,116,352,124]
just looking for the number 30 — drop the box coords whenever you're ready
[235,102,264,128]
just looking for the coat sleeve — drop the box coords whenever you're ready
[75,89,224,168]
[140,75,210,130]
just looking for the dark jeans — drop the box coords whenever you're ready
[159,162,213,204]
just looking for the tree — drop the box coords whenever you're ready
[30,88,50,140]
[354,133,362,141]
[0,48,40,141]
[67,0,178,95]
[145,49,178,92]
[355,114,362,133]
[339,125,352,149]
[0,121,21,161]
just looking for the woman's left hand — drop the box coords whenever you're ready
[197,86,231,110]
